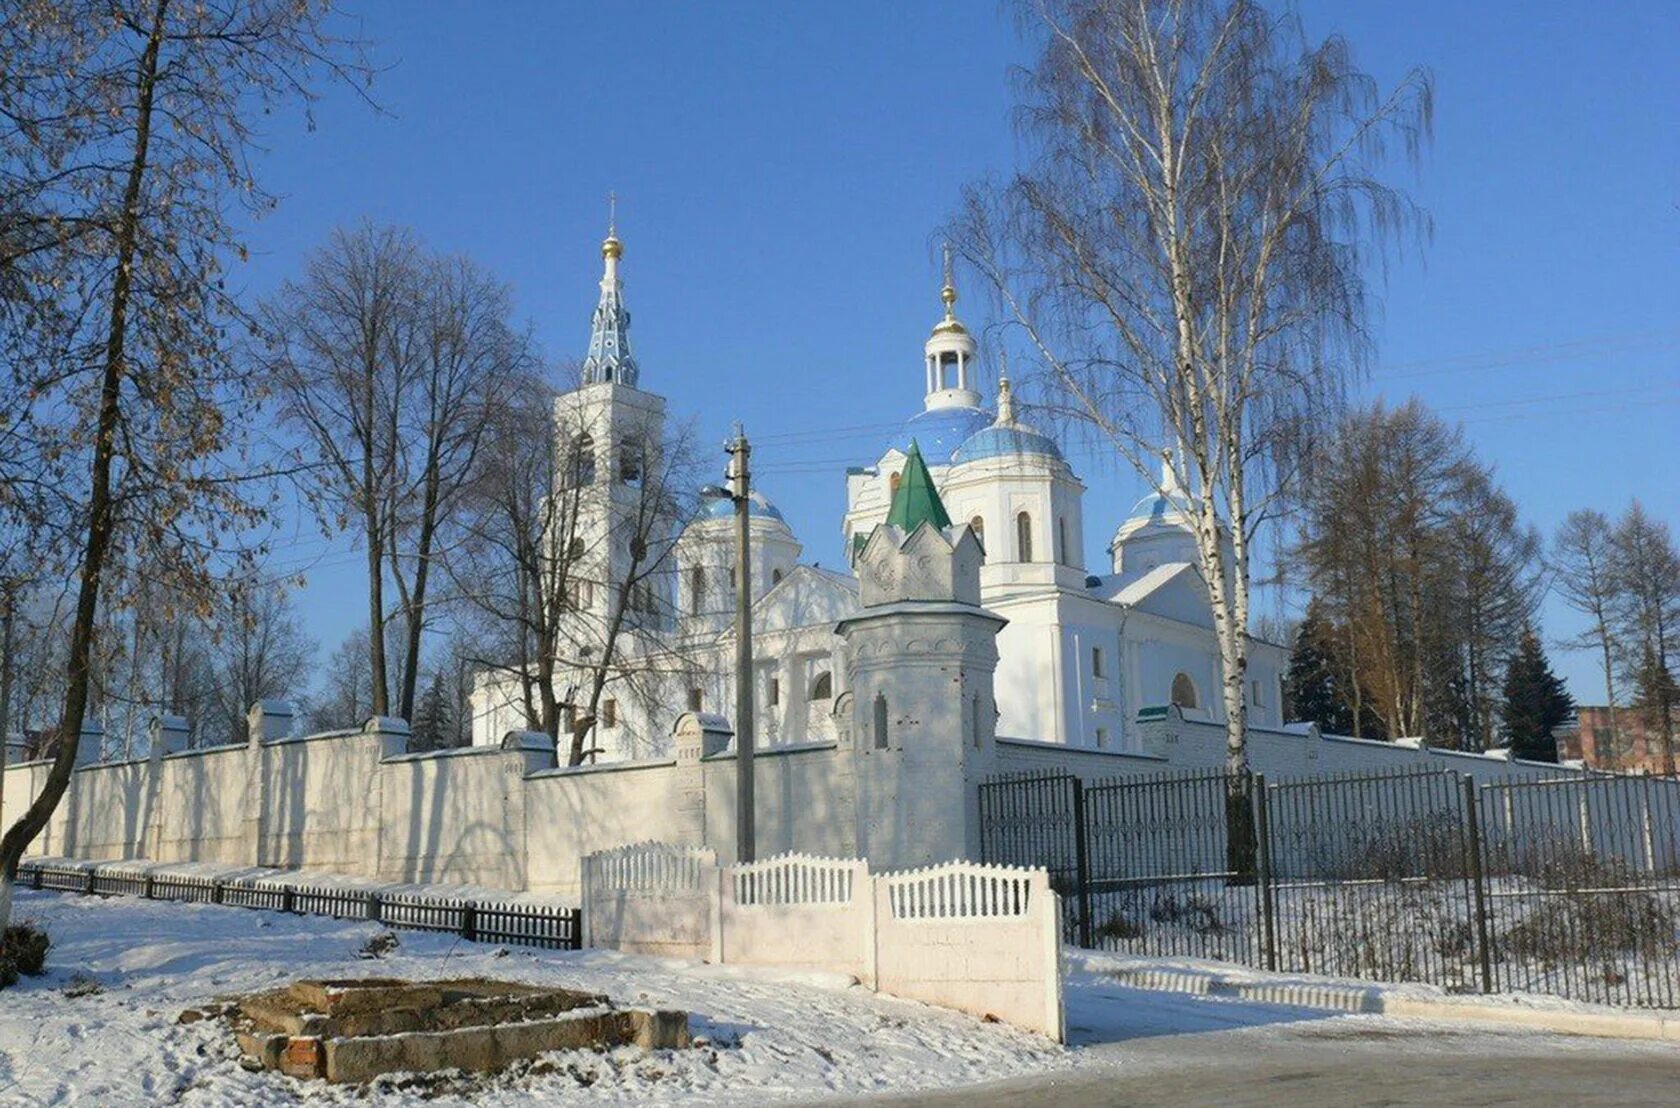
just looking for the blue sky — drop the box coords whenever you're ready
[237,0,1678,704]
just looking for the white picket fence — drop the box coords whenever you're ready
[883,859,1038,920]
[581,844,1063,1040]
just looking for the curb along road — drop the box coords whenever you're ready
[1104,965,1680,1043]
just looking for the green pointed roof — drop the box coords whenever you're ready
[886,439,952,532]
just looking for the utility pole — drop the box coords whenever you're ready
[726,425,756,863]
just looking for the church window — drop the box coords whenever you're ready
[1016,511,1033,562]
[566,537,585,563]
[1251,679,1264,708]
[873,693,889,749]
[969,515,985,546]
[1057,517,1069,565]
[810,671,833,701]
[630,536,647,562]
[688,688,702,712]
[1171,673,1198,710]
[769,677,780,707]
[689,566,705,616]
[889,471,902,496]
[619,437,643,486]
[568,435,596,487]
[1096,726,1110,749]
[1092,646,1105,678]
[602,699,617,728]
[772,568,784,586]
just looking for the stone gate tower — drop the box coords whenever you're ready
[837,440,1006,869]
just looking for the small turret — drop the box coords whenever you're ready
[837,438,1005,869]
[922,244,980,411]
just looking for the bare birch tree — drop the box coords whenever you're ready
[0,0,371,929]
[1609,503,1680,775]
[958,0,1431,842]
[1551,509,1623,765]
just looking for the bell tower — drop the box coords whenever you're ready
[551,210,671,663]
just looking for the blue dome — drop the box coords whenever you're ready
[950,423,1065,466]
[891,406,994,462]
[698,489,784,522]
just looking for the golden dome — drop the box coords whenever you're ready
[602,234,623,260]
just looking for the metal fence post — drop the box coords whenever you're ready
[368,892,382,925]
[1070,775,1093,948]
[1253,773,1278,972]
[461,902,478,943]
[281,885,295,915]
[211,879,224,905]
[142,873,154,900]
[1461,774,1494,995]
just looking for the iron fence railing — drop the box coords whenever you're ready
[978,766,1680,1009]
[15,861,582,952]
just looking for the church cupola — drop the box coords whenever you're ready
[922,245,980,412]
[581,197,640,388]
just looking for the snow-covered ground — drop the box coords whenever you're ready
[0,889,1072,1105]
[8,887,1668,1106]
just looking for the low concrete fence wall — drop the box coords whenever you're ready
[581,843,1064,1040]
[876,862,1063,1041]
[717,854,876,985]
[581,842,717,960]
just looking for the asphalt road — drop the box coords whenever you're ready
[842,985,1680,1107]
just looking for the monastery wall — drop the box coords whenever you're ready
[0,702,1611,902]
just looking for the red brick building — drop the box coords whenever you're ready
[1555,705,1678,775]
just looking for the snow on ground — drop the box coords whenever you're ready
[0,890,1070,1106]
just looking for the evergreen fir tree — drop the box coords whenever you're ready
[1500,627,1573,761]
[411,670,457,752]
[1631,645,1680,755]
[1285,599,1354,734]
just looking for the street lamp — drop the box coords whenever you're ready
[700,424,755,863]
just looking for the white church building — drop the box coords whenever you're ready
[470,229,1290,759]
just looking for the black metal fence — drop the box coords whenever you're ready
[15,861,582,951]
[979,766,1680,1008]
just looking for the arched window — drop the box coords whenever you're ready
[889,471,902,496]
[1015,511,1033,562]
[1171,673,1199,710]
[810,671,833,701]
[873,693,889,749]
[568,435,596,487]
[771,568,784,586]
[1057,516,1069,565]
[619,437,643,486]
[969,515,985,547]
[566,537,585,563]
[629,535,647,562]
[689,566,705,616]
